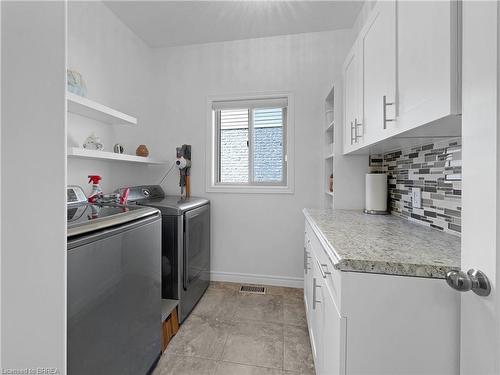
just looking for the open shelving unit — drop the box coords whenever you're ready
[66,92,167,166]
[67,92,138,126]
[324,87,335,207]
[320,83,369,211]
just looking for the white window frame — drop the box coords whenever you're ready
[206,92,294,194]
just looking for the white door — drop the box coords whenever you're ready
[362,0,396,144]
[460,2,499,374]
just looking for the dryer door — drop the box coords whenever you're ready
[183,204,210,289]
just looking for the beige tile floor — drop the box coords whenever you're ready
[153,282,315,375]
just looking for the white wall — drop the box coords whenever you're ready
[1,1,66,371]
[67,2,168,195]
[0,1,3,367]
[67,3,355,286]
[151,31,353,286]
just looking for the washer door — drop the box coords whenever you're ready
[67,218,161,375]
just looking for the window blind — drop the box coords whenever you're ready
[220,109,249,130]
[212,97,288,111]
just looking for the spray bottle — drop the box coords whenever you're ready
[87,175,103,203]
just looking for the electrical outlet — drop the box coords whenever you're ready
[412,187,422,209]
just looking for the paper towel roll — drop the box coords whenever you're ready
[365,173,388,213]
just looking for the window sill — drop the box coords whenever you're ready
[206,184,294,194]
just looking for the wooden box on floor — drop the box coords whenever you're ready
[162,299,180,352]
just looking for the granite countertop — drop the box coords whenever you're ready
[304,209,461,279]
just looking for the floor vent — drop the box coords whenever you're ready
[239,285,266,294]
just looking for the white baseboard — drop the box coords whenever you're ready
[211,271,304,289]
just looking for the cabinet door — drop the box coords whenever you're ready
[362,1,396,143]
[343,50,357,151]
[310,253,346,375]
[343,40,363,153]
[303,233,313,318]
[322,283,346,375]
[397,0,460,131]
[310,255,324,370]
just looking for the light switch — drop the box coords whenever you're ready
[412,187,422,209]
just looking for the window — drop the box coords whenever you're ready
[207,95,293,193]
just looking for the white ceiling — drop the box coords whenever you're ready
[104,1,364,48]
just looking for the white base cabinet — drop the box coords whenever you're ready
[304,218,460,375]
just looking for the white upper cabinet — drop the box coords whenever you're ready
[342,0,461,154]
[396,0,461,132]
[361,1,396,144]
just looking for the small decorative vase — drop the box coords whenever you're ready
[83,133,103,151]
[67,69,87,97]
[136,145,149,157]
[113,144,124,154]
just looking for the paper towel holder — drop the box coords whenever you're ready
[364,173,389,215]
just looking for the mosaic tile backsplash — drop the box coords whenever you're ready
[370,138,462,236]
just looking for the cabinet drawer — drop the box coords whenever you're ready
[305,219,342,315]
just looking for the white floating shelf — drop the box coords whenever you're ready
[325,191,334,197]
[325,120,334,132]
[67,92,138,126]
[67,147,166,165]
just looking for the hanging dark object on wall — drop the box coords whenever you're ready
[176,144,192,198]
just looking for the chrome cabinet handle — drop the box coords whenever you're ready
[304,248,311,273]
[383,95,395,129]
[321,265,331,278]
[354,118,363,140]
[316,259,331,279]
[350,121,355,145]
[446,269,491,297]
[303,248,306,272]
[313,277,321,310]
